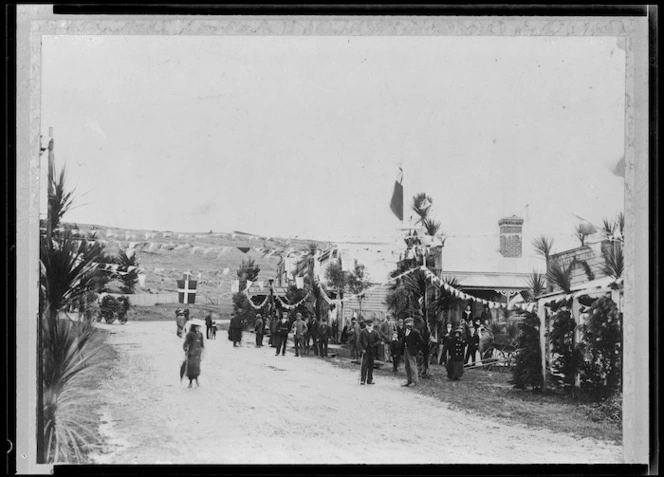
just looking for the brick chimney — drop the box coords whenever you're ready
[498,215,524,258]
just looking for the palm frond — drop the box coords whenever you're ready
[49,167,76,233]
[600,218,615,240]
[601,244,624,279]
[546,260,573,293]
[615,212,625,237]
[531,236,554,259]
[411,193,432,223]
[527,270,546,298]
[423,217,441,236]
[41,230,105,318]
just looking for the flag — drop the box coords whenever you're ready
[231,280,240,293]
[177,278,198,304]
[389,167,404,221]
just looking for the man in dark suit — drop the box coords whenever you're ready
[318,318,331,358]
[359,319,382,385]
[401,317,425,387]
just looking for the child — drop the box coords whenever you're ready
[390,331,402,372]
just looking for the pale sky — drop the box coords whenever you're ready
[40,34,625,250]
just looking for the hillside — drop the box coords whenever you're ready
[72,223,332,315]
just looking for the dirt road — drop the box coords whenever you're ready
[89,321,622,465]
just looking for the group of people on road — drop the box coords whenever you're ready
[267,312,333,358]
[174,303,495,390]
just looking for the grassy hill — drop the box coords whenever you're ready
[73,223,332,316]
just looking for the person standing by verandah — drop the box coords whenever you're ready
[438,322,454,365]
[254,313,265,348]
[358,319,381,385]
[348,317,360,359]
[447,328,466,380]
[318,318,331,358]
[401,317,425,387]
[275,312,291,356]
[464,326,480,366]
[379,314,394,362]
[182,319,205,388]
[292,313,308,357]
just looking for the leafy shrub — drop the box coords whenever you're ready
[584,391,622,424]
[511,312,543,390]
[549,306,581,388]
[42,318,104,462]
[578,295,622,394]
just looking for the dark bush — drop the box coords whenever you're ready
[511,311,543,390]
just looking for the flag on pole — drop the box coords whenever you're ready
[177,278,198,304]
[390,167,404,221]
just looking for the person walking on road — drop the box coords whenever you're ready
[205,312,214,339]
[269,312,278,347]
[401,317,425,387]
[275,313,291,356]
[182,319,205,388]
[175,309,186,337]
[359,319,381,385]
[254,313,265,348]
[310,317,320,356]
[318,318,331,357]
[292,313,308,357]
[390,331,402,373]
[229,314,244,347]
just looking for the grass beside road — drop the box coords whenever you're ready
[329,351,622,446]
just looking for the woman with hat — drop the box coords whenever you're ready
[182,319,205,388]
[446,327,466,381]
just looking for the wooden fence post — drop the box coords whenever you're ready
[537,303,547,390]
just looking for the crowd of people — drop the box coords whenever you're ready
[173,304,497,389]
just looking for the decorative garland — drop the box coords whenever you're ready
[273,290,312,310]
[247,295,270,310]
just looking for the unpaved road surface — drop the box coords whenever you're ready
[89,321,622,465]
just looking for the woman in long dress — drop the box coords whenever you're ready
[446,328,466,380]
[183,321,205,388]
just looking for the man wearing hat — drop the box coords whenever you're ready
[359,319,381,384]
[446,327,466,380]
[400,317,425,387]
